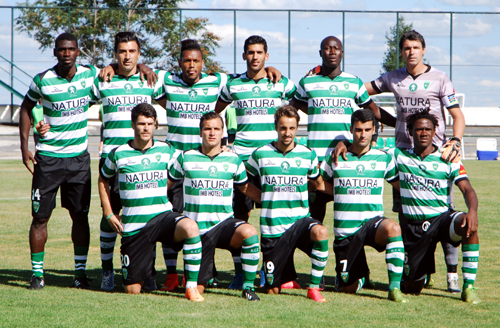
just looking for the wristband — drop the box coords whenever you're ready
[450,136,461,143]
[105,213,114,221]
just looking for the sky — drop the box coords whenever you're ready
[0,0,499,106]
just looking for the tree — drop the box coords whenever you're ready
[16,0,224,73]
[380,16,414,74]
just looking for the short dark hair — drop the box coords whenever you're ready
[131,103,157,124]
[351,109,375,127]
[406,109,438,133]
[274,105,300,128]
[399,30,426,51]
[114,31,141,53]
[180,39,202,59]
[200,111,224,130]
[244,35,268,53]
[54,33,78,48]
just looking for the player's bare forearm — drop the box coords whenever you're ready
[289,98,308,114]
[314,176,333,195]
[215,99,230,114]
[19,97,37,173]
[98,174,114,217]
[369,103,397,127]
[237,182,262,204]
[389,180,401,192]
[449,106,465,140]
[457,179,478,214]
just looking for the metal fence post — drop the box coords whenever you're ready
[179,9,182,40]
[288,10,291,78]
[67,6,71,32]
[11,8,14,118]
[234,10,237,74]
[396,12,399,69]
[342,11,345,71]
[450,13,453,81]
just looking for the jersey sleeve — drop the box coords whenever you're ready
[219,75,233,103]
[387,147,400,176]
[319,155,334,181]
[439,75,460,109]
[152,70,167,99]
[26,75,43,103]
[355,78,372,106]
[371,72,391,94]
[101,150,117,179]
[245,150,260,177]
[308,149,320,179]
[168,151,185,181]
[293,77,308,103]
[154,71,171,100]
[384,153,399,182]
[451,161,468,185]
[282,76,297,100]
[233,156,248,186]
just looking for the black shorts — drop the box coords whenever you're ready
[234,172,261,216]
[334,217,386,287]
[261,217,321,289]
[99,158,121,214]
[120,211,186,285]
[400,210,463,281]
[168,179,184,213]
[198,218,249,284]
[31,151,91,219]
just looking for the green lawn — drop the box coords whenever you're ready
[0,159,499,327]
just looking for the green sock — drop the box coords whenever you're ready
[462,243,479,289]
[309,239,328,288]
[100,215,117,271]
[162,244,179,274]
[183,236,202,289]
[74,245,89,278]
[233,256,243,275]
[357,277,366,292]
[386,236,404,290]
[31,251,45,278]
[241,235,260,290]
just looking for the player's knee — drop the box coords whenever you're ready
[179,217,200,238]
[385,220,401,237]
[124,284,141,295]
[238,223,258,239]
[340,284,358,294]
[70,210,89,223]
[32,217,49,229]
[311,224,328,241]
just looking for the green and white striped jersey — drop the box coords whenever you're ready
[92,70,165,159]
[220,74,296,161]
[169,148,248,235]
[245,143,319,238]
[26,64,99,157]
[320,148,398,240]
[294,71,372,162]
[389,147,469,221]
[101,140,175,237]
[156,72,228,151]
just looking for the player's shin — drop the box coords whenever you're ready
[309,240,328,288]
[241,235,260,290]
[386,236,405,290]
[462,243,479,289]
[100,215,117,271]
[183,236,202,290]
[74,245,89,278]
[31,251,44,278]
[162,245,179,274]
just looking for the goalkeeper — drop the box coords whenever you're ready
[332,30,465,294]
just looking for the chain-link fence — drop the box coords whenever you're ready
[1,7,499,113]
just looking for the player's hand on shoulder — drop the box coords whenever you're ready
[332,141,348,165]
[138,64,158,87]
[35,121,50,138]
[265,67,282,83]
[99,65,116,82]
[221,145,233,153]
[439,137,461,163]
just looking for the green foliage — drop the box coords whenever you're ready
[381,16,414,74]
[15,0,224,72]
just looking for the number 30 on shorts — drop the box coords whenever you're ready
[121,254,130,268]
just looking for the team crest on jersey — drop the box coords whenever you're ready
[188,90,198,99]
[252,86,261,95]
[404,264,410,276]
[341,271,349,283]
[343,83,349,90]
[329,85,338,94]
[141,158,151,167]
[409,83,418,92]
[203,88,208,95]
[124,83,134,93]
[123,268,128,280]
[433,163,438,171]
[356,164,365,175]
[81,81,86,88]
[155,154,161,162]
[267,83,272,90]
[138,81,144,88]
[67,85,77,96]
[32,201,40,213]
[418,164,427,172]
[281,161,291,172]
[370,161,376,170]
[295,158,302,167]
[208,165,218,176]
[423,81,430,89]
[223,164,229,172]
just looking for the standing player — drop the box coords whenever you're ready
[246,105,329,302]
[19,33,98,290]
[317,109,406,302]
[99,103,204,301]
[289,36,393,224]
[168,112,262,300]
[214,35,297,289]
[92,32,164,291]
[365,30,465,293]
[388,111,479,304]
[156,39,282,291]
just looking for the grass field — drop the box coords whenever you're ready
[1,159,499,327]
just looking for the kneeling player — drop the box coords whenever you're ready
[168,112,262,301]
[98,103,204,301]
[390,111,480,304]
[246,105,329,302]
[317,109,406,302]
